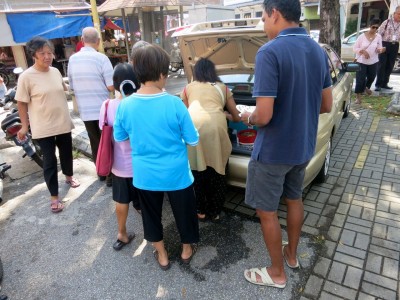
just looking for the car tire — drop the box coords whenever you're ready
[314,138,331,184]
[343,94,351,118]
[393,55,400,73]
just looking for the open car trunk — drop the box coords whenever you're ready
[173,18,267,156]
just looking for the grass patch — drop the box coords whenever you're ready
[352,93,399,117]
[72,149,81,159]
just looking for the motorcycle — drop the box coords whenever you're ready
[169,43,184,73]
[169,60,184,73]
[0,161,11,204]
[0,110,43,168]
[0,68,43,168]
[0,67,22,111]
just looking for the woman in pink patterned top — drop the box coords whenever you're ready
[99,63,140,251]
[353,19,386,104]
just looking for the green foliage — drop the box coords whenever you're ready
[352,94,398,117]
[72,149,81,159]
[345,19,358,37]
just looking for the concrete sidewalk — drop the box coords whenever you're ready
[66,74,400,299]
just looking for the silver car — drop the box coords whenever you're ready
[174,19,358,188]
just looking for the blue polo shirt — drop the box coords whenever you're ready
[252,27,331,165]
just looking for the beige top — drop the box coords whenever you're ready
[15,67,74,139]
[181,81,233,175]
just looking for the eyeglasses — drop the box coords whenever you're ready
[371,26,379,29]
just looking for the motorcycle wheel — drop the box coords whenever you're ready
[31,153,43,168]
[31,140,43,168]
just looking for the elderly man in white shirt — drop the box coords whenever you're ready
[68,27,114,183]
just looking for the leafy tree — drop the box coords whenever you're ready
[319,0,341,55]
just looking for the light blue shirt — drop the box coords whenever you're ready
[113,92,199,191]
[67,47,113,121]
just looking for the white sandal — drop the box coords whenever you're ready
[282,245,300,269]
[244,267,286,288]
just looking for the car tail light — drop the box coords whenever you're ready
[6,124,22,136]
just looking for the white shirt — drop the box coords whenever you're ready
[67,47,114,121]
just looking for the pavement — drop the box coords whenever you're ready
[68,73,400,299]
[0,72,399,299]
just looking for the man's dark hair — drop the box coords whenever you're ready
[26,36,54,59]
[113,62,139,95]
[369,18,381,26]
[193,58,220,83]
[131,44,169,83]
[263,0,301,23]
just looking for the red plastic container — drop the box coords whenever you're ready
[237,129,257,145]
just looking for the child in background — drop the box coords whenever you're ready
[98,63,141,251]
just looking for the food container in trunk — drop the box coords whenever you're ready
[237,129,257,145]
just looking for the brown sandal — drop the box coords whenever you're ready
[50,199,64,213]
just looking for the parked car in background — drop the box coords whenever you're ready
[341,29,400,72]
[341,29,368,62]
[174,18,359,189]
[310,30,320,42]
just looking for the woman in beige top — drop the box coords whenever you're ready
[16,37,80,213]
[181,58,240,221]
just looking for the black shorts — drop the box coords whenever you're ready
[112,174,140,206]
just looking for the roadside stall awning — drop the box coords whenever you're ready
[103,17,124,31]
[0,13,23,46]
[98,0,207,16]
[6,10,93,43]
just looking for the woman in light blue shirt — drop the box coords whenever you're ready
[114,44,200,270]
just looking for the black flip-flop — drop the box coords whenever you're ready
[153,250,170,271]
[112,234,135,251]
[181,244,198,264]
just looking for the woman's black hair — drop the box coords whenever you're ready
[26,36,54,59]
[193,58,220,83]
[369,18,381,27]
[263,0,301,23]
[113,63,140,95]
[131,44,170,83]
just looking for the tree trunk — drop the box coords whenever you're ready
[319,0,341,56]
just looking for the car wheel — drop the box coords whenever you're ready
[314,138,331,184]
[343,93,351,118]
[393,55,400,73]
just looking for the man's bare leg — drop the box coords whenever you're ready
[284,198,304,266]
[256,209,286,284]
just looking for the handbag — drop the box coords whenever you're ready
[96,99,113,176]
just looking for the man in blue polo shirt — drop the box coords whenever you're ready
[241,0,333,288]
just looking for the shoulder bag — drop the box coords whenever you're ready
[96,99,114,176]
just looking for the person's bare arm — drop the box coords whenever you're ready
[17,101,29,140]
[180,88,189,107]
[320,86,333,114]
[225,95,241,122]
[241,97,274,127]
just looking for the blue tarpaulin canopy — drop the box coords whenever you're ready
[6,10,93,43]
